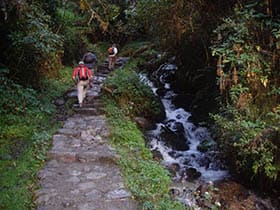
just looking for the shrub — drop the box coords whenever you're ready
[210,1,280,192]
[6,3,63,87]
[104,65,162,122]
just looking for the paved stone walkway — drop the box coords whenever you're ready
[35,60,138,210]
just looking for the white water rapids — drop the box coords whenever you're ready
[139,64,229,207]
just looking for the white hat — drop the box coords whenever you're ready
[79,61,84,65]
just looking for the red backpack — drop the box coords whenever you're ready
[78,67,88,80]
[108,47,114,55]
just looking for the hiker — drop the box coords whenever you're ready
[108,44,118,70]
[82,51,97,71]
[72,61,93,107]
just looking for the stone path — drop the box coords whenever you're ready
[35,59,138,210]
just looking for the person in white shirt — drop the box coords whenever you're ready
[108,44,118,70]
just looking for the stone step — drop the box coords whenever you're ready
[93,80,102,85]
[35,161,137,210]
[84,98,103,105]
[57,128,81,137]
[80,104,103,110]
[85,92,101,99]
[95,73,109,78]
[48,150,77,163]
[48,148,119,164]
[77,150,120,164]
[36,61,137,210]
[73,107,105,115]
[97,64,110,72]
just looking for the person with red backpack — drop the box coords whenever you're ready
[108,44,118,70]
[72,61,93,107]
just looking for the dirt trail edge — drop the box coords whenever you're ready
[35,58,138,210]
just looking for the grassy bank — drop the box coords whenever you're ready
[0,67,73,209]
[104,99,184,210]
[102,58,184,209]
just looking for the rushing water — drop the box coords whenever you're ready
[139,63,279,209]
[139,64,229,207]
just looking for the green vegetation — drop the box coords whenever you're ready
[103,60,183,209]
[0,67,73,209]
[104,102,183,209]
[1,0,280,207]
[103,60,162,121]
[210,3,280,189]
[2,2,63,88]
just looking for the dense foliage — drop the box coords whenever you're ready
[125,0,280,195]
[1,0,280,207]
[0,1,63,87]
[210,2,280,192]
[104,59,163,122]
[0,67,73,209]
[0,0,135,88]
[125,0,280,194]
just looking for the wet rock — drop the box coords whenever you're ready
[134,117,152,129]
[166,120,184,133]
[183,167,201,181]
[168,151,183,159]
[197,139,216,152]
[65,89,77,98]
[115,57,130,67]
[196,183,210,196]
[159,125,189,151]
[151,149,163,161]
[54,97,65,106]
[167,163,180,176]
[172,93,193,111]
[197,156,211,169]
[155,87,167,97]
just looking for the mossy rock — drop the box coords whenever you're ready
[197,139,216,152]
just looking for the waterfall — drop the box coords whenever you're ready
[139,63,278,210]
[139,64,228,207]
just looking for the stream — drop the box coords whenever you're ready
[139,63,278,209]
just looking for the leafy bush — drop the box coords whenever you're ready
[211,106,279,180]
[210,2,280,191]
[55,7,86,64]
[104,64,162,121]
[6,3,63,87]
[0,69,40,115]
